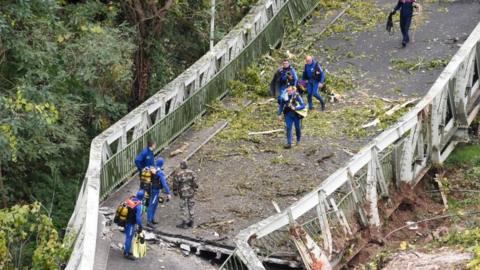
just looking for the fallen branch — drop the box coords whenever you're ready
[383,210,480,240]
[317,153,335,164]
[248,129,283,135]
[362,98,420,128]
[255,98,276,105]
[170,142,190,157]
[198,219,235,229]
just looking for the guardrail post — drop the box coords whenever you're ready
[329,197,352,236]
[372,146,389,198]
[316,190,332,256]
[347,170,368,227]
[117,127,127,153]
[366,151,381,229]
[430,89,445,164]
[391,141,402,187]
[101,141,112,165]
[400,118,422,183]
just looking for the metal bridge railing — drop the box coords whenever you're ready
[64,0,320,268]
[229,21,480,270]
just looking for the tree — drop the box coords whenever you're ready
[120,0,174,105]
[0,202,72,269]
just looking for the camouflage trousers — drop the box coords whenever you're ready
[179,197,195,223]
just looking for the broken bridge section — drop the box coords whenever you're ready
[227,14,480,270]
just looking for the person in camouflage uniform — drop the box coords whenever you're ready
[172,160,198,229]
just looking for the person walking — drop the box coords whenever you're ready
[270,59,298,99]
[390,0,418,47]
[277,86,305,149]
[302,55,326,111]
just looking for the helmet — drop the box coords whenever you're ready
[156,157,164,168]
[136,189,145,200]
[180,160,188,169]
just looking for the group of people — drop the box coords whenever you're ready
[121,140,198,260]
[271,55,327,149]
[119,0,420,260]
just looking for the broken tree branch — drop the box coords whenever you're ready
[362,98,420,128]
[248,129,283,135]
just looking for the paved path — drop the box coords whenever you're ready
[99,1,480,269]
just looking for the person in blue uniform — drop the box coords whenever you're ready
[270,59,298,99]
[135,140,156,173]
[146,158,172,227]
[302,55,326,111]
[277,86,305,149]
[124,190,144,260]
[391,0,417,47]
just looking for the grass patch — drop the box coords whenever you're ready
[445,144,480,167]
[390,57,449,74]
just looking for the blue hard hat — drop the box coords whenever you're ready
[136,189,145,200]
[156,157,164,168]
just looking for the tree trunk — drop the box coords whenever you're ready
[122,0,174,106]
[0,161,8,208]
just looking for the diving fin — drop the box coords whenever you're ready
[132,232,140,258]
[139,231,147,257]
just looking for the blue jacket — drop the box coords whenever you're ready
[135,147,154,171]
[278,93,305,116]
[279,66,298,89]
[302,61,325,84]
[130,197,143,226]
[153,168,171,194]
[394,0,415,17]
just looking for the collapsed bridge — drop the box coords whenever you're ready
[63,0,480,269]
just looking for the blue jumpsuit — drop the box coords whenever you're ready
[278,93,306,146]
[393,0,415,46]
[302,61,326,110]
[277,67,298,100]
[147,168,171,223]
[124,197,143,256]
[135,147,154,173]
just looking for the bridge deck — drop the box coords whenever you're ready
[99,0,480,269]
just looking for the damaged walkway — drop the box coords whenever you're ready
[98,0,480,269]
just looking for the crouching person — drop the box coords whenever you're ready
[124,190,144,260]
[278,86,305,149]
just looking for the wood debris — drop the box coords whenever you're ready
[170,142,190,157]
[362,98,419,128]
[248,129,283,135]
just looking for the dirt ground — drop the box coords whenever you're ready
[101,1,480,269]
[347,152,480,269]
[185,0,480,244]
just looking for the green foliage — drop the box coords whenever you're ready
[323,0,386,37]
[442,228,480,269]
[446,144,480,167]
[0,0,135,229]
[0,202,72,269]
[390,57,449,74]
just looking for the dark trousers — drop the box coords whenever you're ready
[400,15,412,44]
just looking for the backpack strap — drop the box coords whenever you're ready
[126,197,141,208]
